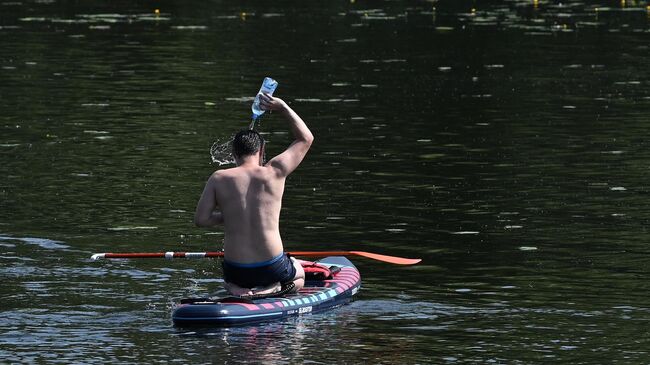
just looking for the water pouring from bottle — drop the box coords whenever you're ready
[249,77,278,130]
[212,77,279,165]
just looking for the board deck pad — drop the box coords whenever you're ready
[172,256,361,326]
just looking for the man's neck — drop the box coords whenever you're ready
[236,156,260,168]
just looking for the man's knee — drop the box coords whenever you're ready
[291,257,305,279]
[290,258,305,291]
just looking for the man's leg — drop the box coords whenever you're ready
[223,281,253,296]
[289,258,305,293]
[223,257,305,296]
[251,282,282,295]
[224,281,282,296]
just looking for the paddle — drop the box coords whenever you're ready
[90,250,421,265]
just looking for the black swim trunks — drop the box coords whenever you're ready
[222,253,297,289]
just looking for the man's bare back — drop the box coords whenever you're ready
[209,164,286,264]
[194,93,313,295]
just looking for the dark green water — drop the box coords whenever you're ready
[1,0,650,363]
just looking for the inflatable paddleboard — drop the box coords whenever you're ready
[172,256,361,326]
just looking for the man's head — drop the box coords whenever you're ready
[232,129,265,162]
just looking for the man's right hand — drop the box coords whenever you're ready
[259,93,287,113]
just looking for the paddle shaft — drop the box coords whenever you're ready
[91,250,421,265]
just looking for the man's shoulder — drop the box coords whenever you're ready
[209,169,231,182]
[210,166,250,180]
[212,165,280,181]
[211,167,239,176]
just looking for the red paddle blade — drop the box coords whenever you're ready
[349,251,422,265]
[287,251,422,265]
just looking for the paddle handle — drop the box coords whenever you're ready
[91,252,224,260]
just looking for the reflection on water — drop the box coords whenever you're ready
[0,235,69,249]
[1,0,650,363]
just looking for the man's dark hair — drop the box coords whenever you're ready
[232,130,264,158]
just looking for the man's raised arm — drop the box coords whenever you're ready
[260,93,314,177]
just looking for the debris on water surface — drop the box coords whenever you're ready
[107,226,158,231]
[518,246,538,251]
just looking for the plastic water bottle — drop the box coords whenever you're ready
[249,77,278,129]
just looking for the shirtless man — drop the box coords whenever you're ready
[194,93,313,296]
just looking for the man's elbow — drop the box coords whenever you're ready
[304,134,314,146]
[194,215,207,228]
